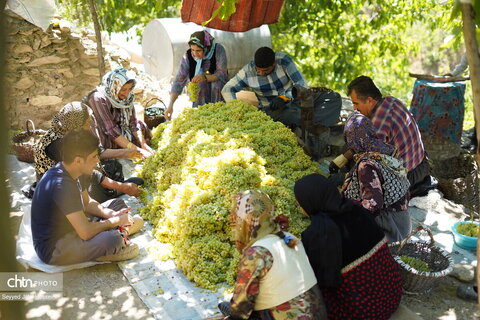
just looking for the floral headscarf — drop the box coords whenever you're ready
[230,190,280,253]
[343,112,410,207]
[96,68,136,141]
[344,111,395,156]
[188,30,217,76]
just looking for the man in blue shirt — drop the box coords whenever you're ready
[222,47,341,129]
[31,129,137,265]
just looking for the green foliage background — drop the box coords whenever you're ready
[271,0,460,99]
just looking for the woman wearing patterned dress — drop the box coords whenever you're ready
[84,68,154,158]
[33,102,144,204]
[218,190,326,320]
[165,30,228,120]
[294,174,403,320]
[341,111,411,242]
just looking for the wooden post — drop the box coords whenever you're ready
[460,1,480,155]
[87,0,106,82]
[459,0,480,308]
[0,1,25,318]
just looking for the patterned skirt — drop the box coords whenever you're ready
[322,238,403,320]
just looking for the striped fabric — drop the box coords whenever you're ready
[371,96,425,171]
[222,52,307,108]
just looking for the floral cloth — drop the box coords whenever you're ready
[410,79,466,144]
[231,190,279,253]
[343,153,410,212]
[230,246,325,320]
[342,113,410,214]
[344,111,395,156]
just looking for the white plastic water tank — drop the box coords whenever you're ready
[142,18,272,81]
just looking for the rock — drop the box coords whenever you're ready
[82,68,100,77]
[40,35,52,48]
[18,28,34,36]
[57,69,74,79]
[48,89,60,96]
[15,56,31,64]
[69,32,81,40]
[449,263,476,283]
[32,37,41,50]
[29,56,69,67]
[13,44,33,54]
[59,20,72,33]
[30,95,62,106]
[14,77,34,90]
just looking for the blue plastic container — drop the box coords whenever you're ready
[452,221,479,250]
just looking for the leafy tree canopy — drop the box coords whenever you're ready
[270,0,460,98]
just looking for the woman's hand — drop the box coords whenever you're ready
[141,144,155,155]
[191,74,207,83]
[165,105,173,120]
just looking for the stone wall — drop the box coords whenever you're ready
[5,12,167,130]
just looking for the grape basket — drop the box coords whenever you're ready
[144,98,166,129]
[12,120,46,163]
[389,226,453,294]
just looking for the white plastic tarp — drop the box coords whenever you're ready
[5,0,56,31]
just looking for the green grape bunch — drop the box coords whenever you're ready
[456,222,479,237]
[139,100,321,289]
[187,82,199,102]
[400,255,432,272]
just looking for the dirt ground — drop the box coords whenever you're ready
[9,209,479,320]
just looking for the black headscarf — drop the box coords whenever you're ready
[294,174,384,288]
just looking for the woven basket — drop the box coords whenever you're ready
[12,120,46,163]
[389,226,453,294]
[144,98,166,129]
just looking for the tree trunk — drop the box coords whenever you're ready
[459,1,480,308]
[87,0,106,82]
[460,2,480,310]
[0,1,25,318]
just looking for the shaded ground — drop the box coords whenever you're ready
[9,213,153,320]
[402,276,479,320]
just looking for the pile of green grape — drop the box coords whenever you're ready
[140,100,321,289]
[187,82,199,102]
[456,222,479,237]
[400,255,432,272]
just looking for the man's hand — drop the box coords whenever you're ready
[115,213,134,227]
[269,97,287,110]
[120,182,142,197]
[112,208,132,217]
